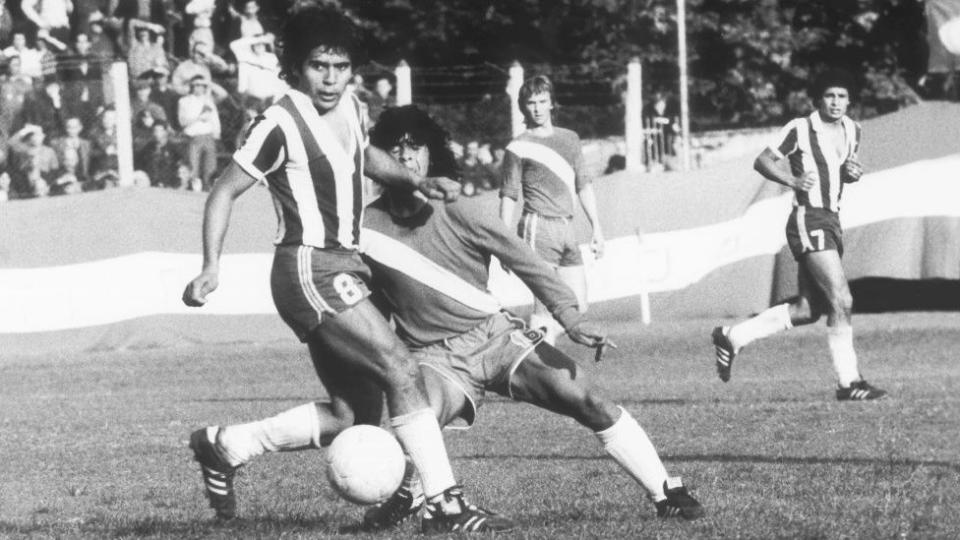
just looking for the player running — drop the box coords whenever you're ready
[180,7,513,532]
[499,75,605,345]
[359,105,704,531]
[711,68,887,401]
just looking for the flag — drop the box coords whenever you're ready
[926,0,960,73]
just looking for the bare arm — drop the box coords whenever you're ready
[182,162,259,306]
[753,147,815,191]
[364,144,460,201]
[21,0,45,29]
[576,183,604,258]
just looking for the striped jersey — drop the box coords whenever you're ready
[500,127,590,219]
[360,196,581,347]
[771,111,862,212]
[233,89,368,249]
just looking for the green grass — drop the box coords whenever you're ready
[1,312,958,539]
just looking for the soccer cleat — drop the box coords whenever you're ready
[836,380,887,401]
[712,326,737,382]
[421,485,516,534]
[189,426,239,520]
[655,477,705,520]
[360,484,425,531]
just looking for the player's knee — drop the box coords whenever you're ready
[377,350,420,390]
[572,387,617,430]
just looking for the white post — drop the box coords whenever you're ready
[625,57,643,171]
[395,60,412,106]
[110,62,135,187]
[676,0,691,171]
[506,61,525,137]
[636,228,651,325]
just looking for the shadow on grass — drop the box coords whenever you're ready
[455,452,960,471]
[0,515,339,537]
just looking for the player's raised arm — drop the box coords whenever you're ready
[182,162,259,307]
[365,144,460,201]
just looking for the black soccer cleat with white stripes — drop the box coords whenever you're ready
[421,485,516,534]
[836,379,887,401]
[654,477,705,520]
[361,484,425,531]
[712,326,737,383]
[189,426,239,520]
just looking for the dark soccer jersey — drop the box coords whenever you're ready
[233,90,368,249]
[360,196,581,347]
[500,127,590,219]
[771,111,862,212]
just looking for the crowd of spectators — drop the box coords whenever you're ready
[0,0,513,202]
[0,0,318,202]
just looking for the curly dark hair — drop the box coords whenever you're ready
[278,6,363,88]
[810,67,857,101]
[370,105,460,181]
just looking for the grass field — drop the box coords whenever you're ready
[2,312,958,539]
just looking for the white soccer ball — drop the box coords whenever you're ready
[326,425,406,505]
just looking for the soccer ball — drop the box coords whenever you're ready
[326,425,406,505]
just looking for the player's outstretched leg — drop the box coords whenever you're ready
[361,458,425,531]
[189,427,239,520]
[512,342,704,520]
[711,326,736,382]
[420,485,516,534]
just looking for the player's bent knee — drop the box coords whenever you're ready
[792,296,821,324]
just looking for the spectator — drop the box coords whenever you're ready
[111,0,167,28]
[485,141,506,189]
[6,123,58,199]
[0,56,34,137]
[89,106,119,188]
[50,115,91,186]
[132,107,158,155]
[19,76,67,137]
[21,0,73,45]
[131,77,168,124]
[185,0,215,52]
[227,0,264,42]
[135,120,184,188]
[3,32,42,80]
[59,32,103,128]
[35,34,64,80]
[0,1,12,46]
[87,11,118,62]
[642,90,679,163]
[177,74,219,190]
[143,62,181,130]
[50,145,82,195]
[127,19,168,79]
[230,32,283,107]
[366,73,395,124]
[170,41,230,100]
[460,139,495,192]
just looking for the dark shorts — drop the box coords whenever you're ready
[518,212,583,267]
[413,312,543,428]
[270,245,372,342]
[785,206,844,260]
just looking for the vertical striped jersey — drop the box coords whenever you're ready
[770,111,862,212]
[360,196,581,347]
[500,127,590,219]
[233,89,368,249]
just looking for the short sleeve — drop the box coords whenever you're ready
[770,119,799,159]
[232,114,286,184]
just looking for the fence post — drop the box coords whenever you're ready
[506,61,525,137]
[625,57,643,172]
[110,62,134,187]
[395,60,412,106]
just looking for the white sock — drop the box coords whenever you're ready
[595,407,669,501]
[390,408,456,499]
[827,325,860,387]
[218,402,321,467]
[728,303,793,351]
[399,456,424,499]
